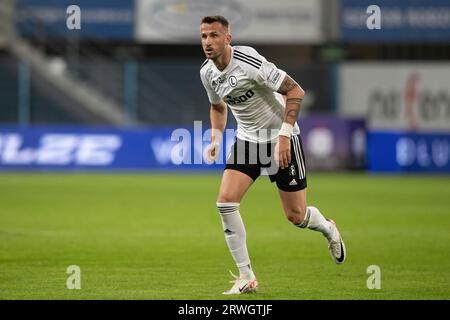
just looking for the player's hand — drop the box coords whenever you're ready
[205,142,220,164]
[276,135,291,169]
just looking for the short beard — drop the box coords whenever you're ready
[210,50,223,61]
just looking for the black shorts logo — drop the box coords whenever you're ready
[289,164,296,176]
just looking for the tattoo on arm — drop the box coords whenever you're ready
[276,74,304,123]
[277,75,299,95]
[284,98,303,123]
[286,98,303,106]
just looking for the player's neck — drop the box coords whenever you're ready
[213,46,232,71]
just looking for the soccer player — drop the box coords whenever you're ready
[199,16,346,295]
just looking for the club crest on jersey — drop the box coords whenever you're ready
[228,75,237,87]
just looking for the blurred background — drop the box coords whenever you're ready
[0,0,449,173]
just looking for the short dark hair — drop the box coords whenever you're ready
[201,16,229,29]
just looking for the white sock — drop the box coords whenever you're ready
[217,202,254,278]
[296,206,334,239]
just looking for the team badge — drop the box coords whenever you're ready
[228,75,237,87]
[289,164,296,176]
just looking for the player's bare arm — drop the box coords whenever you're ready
[206,101,228,163]
[276,75,305,169]
[277,75,305,125]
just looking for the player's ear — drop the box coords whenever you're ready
[225,33,231,45]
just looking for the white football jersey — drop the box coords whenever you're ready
[200,45,300,143]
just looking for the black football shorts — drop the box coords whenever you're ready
[225,135,307,192]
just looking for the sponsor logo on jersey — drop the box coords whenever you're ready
[225,89,255,105]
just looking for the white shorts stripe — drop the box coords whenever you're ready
[296,136,306,178]
[291,135,299,178]
[292,135,304,179]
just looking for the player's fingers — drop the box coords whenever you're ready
[213,144,220,158]
[210,144,220,161]
[283,152,289,169]
[280,151,288,169]
[205,144,217,163]
[205,151,213,163]
[277,150,283,168]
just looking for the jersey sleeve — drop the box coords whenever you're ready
[254,60,287,92]
[200,70,222,104]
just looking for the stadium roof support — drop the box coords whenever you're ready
[2,0,128,125]
[9,39,128,125]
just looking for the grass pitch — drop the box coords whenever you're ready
[0,173,449,299]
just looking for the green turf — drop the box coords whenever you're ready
[0,173,449,299]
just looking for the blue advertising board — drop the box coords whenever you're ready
[0,119,365,172]
[16,0,134,40]
[367,131,450,173]
[299,115,365,170]
[0,125,230,171]
[341,0,450,42]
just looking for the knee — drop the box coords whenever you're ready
[217,192,239,204]
[285,206,307,225]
